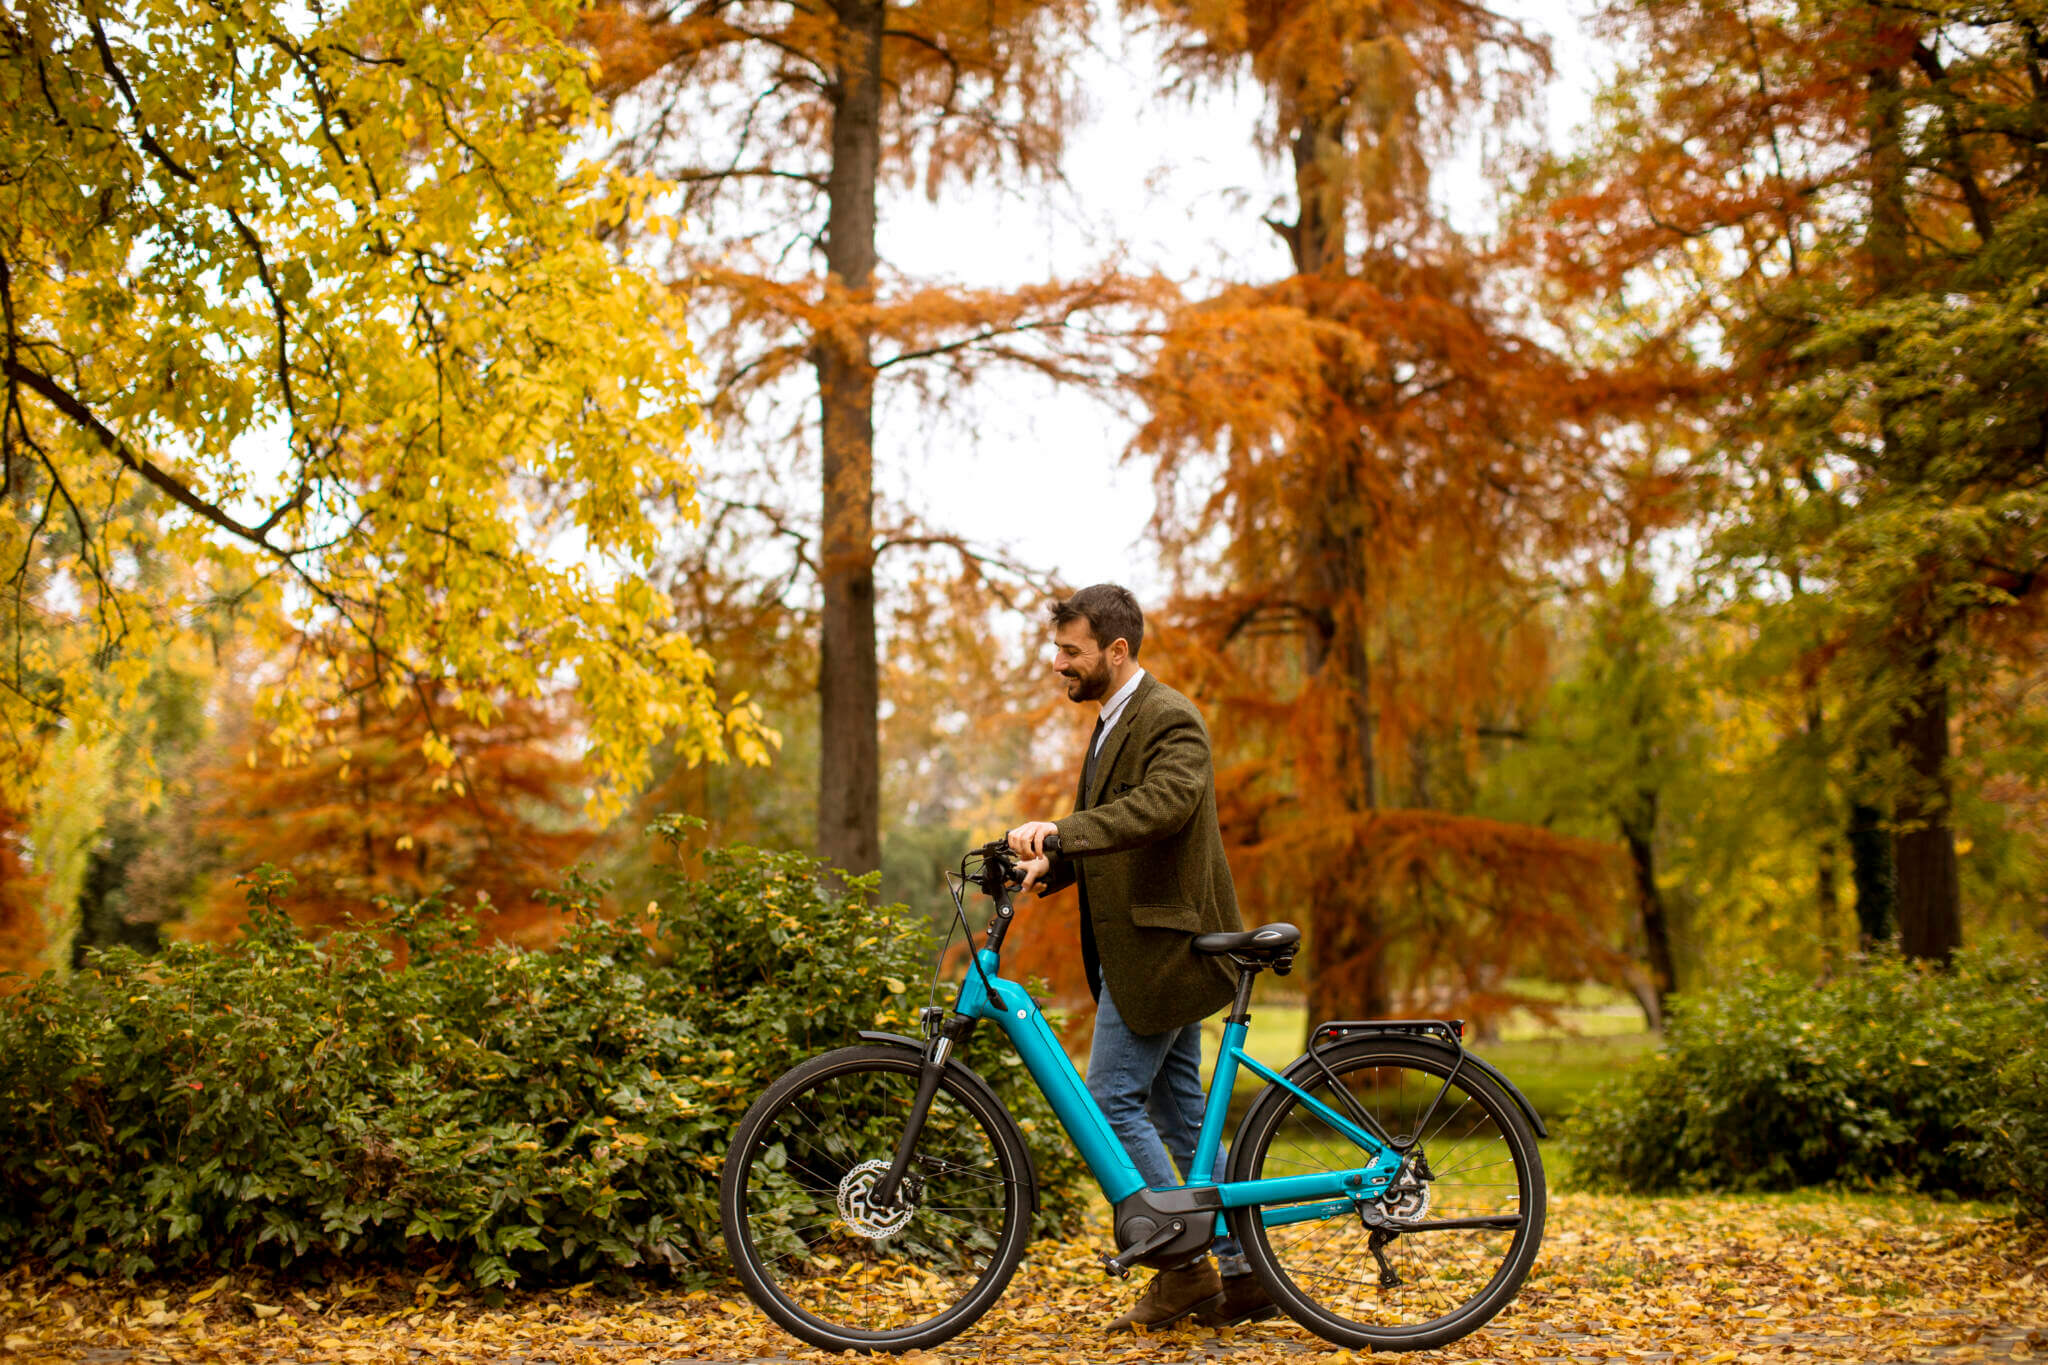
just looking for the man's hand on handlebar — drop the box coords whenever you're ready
[1007,821,1060,859]
[1005,821,1060,897]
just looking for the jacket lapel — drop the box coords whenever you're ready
[1085,674,1153,807]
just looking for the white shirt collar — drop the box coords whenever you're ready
[1094,668,1146,752]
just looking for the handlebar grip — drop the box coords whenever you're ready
[1043,832,1062,857]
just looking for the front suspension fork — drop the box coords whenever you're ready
[869,1017,975,1209]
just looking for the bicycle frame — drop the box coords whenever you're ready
[952,946,1409,1228]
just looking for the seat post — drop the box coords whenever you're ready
[1226,962,1258,1024]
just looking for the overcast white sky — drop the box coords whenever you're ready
[727,0,1616,606]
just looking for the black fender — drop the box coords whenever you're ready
[1458,1050,1548,1139]
[856,1031,1041,1211]
[1231,1033,1547,1175]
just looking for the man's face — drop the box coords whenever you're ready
[1053,619,1119,703]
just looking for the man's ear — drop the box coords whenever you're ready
[1107,637,1129,667]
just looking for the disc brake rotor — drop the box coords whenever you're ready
[836,1159,920,1239]
[1381,1157,1433,1222]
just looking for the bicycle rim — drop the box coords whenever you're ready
[1229,1038,1545,1351]
[721,1047,1031,1353]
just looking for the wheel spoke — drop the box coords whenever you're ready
[723,1050,1028,1352]
[1237,1042,1544,1352]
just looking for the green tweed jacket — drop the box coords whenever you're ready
[1040,673,1243,1035]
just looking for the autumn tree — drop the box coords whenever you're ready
[1528,0,2048,963]
[620,493,1056,925]
[2,0,764,819]
[0,800,39,987]
[191,643,602,945]
[580,0,1141,874]
[1120,0,1658,1030]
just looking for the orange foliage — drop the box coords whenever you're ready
[1001,730,1098,1013]
[190,659,601,948]
[0,801,42,990]
[1115,0,1659,1028]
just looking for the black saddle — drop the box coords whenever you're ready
[1193,922,1301,961]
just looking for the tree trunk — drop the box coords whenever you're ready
[1301,516,1390,1036]
[1816,837,1841,973]
[1806,694,1842,972]
[1893,665,1962,963]
[1862,41,1960,962]
[1848,793,1896,948]
[1866,57,1911,292]
[1307,896,1392,1033]
[1287,109,1390,1039]
[1287,113,1342,277]
[813,0,884,877]
[1622,791,1676,1031]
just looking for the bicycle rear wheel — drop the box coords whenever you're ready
[1226,1035,1546,1351]
[719,1044,1034,1353]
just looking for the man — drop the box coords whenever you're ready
[1007,584,1274,1333]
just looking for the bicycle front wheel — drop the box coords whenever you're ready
[1227,1035,1546,1352]
[719,1044,1034,1353]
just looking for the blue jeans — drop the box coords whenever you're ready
[1087,985,1248,1276]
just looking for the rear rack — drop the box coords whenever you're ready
[1305,1019,1469,1153]
[1312,1018,1465,1047]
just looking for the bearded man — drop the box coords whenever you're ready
[1007,583,1275,1332]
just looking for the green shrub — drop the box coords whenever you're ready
[0,827,1088,1284]
[1563,945,2048,1214]
[1963,1043,2048,1218]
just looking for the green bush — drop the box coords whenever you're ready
[1963,1043,2048,1217]
[1562,946,2047,1214]
[0,827,1088,1284]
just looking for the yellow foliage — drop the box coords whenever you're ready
[1,0,770,816]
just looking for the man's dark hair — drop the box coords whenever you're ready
[1050,584,1144,659]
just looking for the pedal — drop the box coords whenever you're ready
[1100,1218,1187,1277]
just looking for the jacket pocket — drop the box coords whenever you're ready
[1129,902,1200,933]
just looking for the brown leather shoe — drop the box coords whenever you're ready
[1105,1258,1223,1332]
[1195,1272,1280,1327]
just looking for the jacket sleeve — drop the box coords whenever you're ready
[1037,851,1077,896]
[1054,707,1208,858]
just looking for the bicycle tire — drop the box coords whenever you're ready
[720,1044,1034,1353]
[1226,1035,1546,1351]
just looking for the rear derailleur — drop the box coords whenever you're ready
[1358,1149,1434,1288]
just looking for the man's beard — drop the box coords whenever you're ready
[1066,657,1113,702]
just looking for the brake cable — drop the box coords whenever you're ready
[928,847,1007,1023]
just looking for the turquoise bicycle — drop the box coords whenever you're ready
[719,838,1548,1353]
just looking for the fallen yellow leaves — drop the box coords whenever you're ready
[0,1191,2040,1363]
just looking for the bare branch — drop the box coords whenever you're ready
[5,360,274,549]
[673,165,827,188]
[88,15,303,425]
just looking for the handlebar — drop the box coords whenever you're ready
[969,833,1061,885]
[962,832,1062,901]
[956,832,1063,956]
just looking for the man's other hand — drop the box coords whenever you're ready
[1018,855,1051,895]
[1007,821,1060,858]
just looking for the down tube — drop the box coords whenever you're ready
[958,952,1146,1204]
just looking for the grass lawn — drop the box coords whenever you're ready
[1185,996,1657,1137]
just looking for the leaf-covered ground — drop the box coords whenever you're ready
[4,1192,2042,1364]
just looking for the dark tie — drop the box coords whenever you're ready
[1081,715,1105,807]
